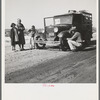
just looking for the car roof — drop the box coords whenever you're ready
[54,12,92,17]
[44,11,92,19]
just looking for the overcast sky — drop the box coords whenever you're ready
[5,0,97,29]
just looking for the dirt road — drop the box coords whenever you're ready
[5,42,96,83]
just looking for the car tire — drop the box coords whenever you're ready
[35,36,46,49]
[85,39,91,46]
[59,37,68,51]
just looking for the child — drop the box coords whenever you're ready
[28,25,38,49]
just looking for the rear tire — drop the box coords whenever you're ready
[84,32,91,46]
[85,38,91,46]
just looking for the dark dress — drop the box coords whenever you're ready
[17,23,25,44]
[10,28,19,46]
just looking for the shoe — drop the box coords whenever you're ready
[66,49,71,51]
[12,48,16,51]
[19,48,22,51]
[30,48,33,50]
[21,48,25,51]
[71,49,78,52]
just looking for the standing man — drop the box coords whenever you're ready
[17,18,25,51]
[67,26,83,51]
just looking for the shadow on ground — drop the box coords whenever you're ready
[82,40,96,51]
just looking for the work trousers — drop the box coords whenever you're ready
[68,40,82,50]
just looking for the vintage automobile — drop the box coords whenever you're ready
[35,10,93,50]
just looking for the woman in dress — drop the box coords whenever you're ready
[17,19,25,50]
[10,23,20,51]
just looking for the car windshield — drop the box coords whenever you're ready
[54,15,73,25]
[44,15,73,26]
[45,18,54,26]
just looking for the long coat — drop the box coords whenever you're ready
[17,23,25,44]
[10,28,19,46]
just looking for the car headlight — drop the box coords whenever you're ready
[54,27,58,33]
[42,29,45,33]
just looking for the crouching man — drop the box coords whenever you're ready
[67,26,83,52]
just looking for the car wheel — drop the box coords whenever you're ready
[59,37,68,51]
[35,36,46,49]
[84,32,91,46]
[85,39,91,46]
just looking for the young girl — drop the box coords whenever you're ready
[10,23,20,51]
[28,25,38,49]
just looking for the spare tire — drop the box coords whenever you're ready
[35,36,46,49]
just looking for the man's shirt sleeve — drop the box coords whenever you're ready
[70,32,79,40]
